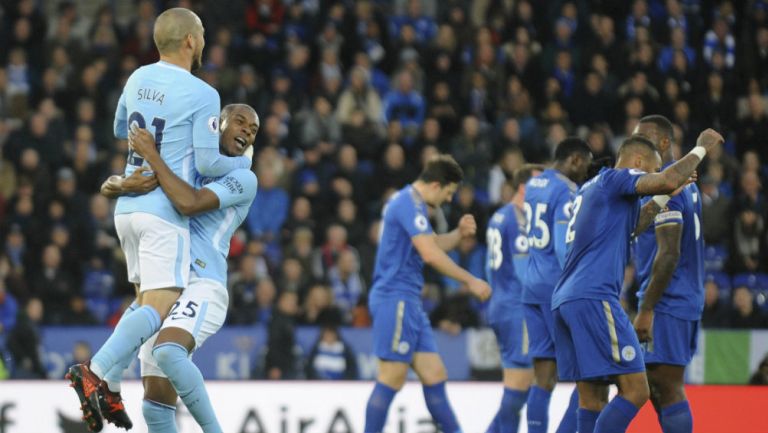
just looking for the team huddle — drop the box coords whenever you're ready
[65,6,722,433]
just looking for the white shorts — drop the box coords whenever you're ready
[115,212,191,291]
[139,274,229,378]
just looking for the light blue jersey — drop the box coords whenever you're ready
[114,61,234,227]
[190,169,258,285]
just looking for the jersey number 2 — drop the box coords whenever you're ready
[127,111,166,166]
[565,196,583,243]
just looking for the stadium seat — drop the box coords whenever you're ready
[703,245,728,272]
[706,272,732,301]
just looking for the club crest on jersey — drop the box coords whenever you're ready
[208,116,219,133]
[621,345,636,362]
[414,214,428,232]
[398,342,410,354]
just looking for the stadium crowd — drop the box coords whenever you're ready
[1,0,768,379]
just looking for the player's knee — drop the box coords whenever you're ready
[152,343,187,372]
[622,380,650,407]
[421,364,448,385]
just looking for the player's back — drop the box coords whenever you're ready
[115,61,220,227]
[486,204,528,322]
[370,185,432,305]
[635,182,705,320]
[189,169,258,285]
[522,168,576,304]
[553,167,644,308]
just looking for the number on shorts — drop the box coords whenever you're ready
[168,300,199,320]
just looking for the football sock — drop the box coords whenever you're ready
[555,388,579,433]
[143,399,178,433]
[497,388,528,433]
[526,385,551,433]
[365,382,397,433]
[90,305,161,378]
[103,301,139,392]
[661,400,692,433]
[423,382,462,433]
[486,413,500,433]
[594,396,638,433]
[153,342,222,433]
[578,408,601,433]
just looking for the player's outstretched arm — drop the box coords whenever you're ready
[100,168,159,199]
[633,222,682,342]
[635,128,723,195]
[130,128,221,215]
[435,214,476,251]
[412,234,491,301]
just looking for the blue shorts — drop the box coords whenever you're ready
[489,304,532,369]
[553,299,645,381]
[642,311,699,366]
[523,303,556,359]
[370,297,437,363]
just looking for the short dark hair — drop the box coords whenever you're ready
[419,154,464,186]
[639,114,674,142]
[554,137,592,162]
[509,164,546,190]
[618,134,657,158]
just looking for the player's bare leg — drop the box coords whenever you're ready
[590,372,649,433]
[647,364,691,433]
[412,352,462,433]
[532,359,557,391]
[143,375,179,433]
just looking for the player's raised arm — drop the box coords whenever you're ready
[634,129,723,195]
[192,87,252,177]
[435,214,477,251]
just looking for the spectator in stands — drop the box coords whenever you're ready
[383,70,425,138]
[701,175,732,246]
[736,94,768,159]
[31,244,75,325]
[730,204,766,273]
[728,286,768,328]
[749,354,768,385]
[328,249,366,320]
[306,324,359,380]
[451,115,493,190]
[487,145,524,206]
[702,278,729,328]
[443,235,486,294]
[247,155,289,253]
[703,17,736,69]
[299,95,341,148]
[228,256,270,325]
[264,290,298,380]
[300,284,335,325]
[7,297,46,378]
[0,277,18,341]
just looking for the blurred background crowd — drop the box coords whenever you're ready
[1,0,768,380]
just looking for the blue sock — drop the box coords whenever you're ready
[486,412,500,433]
[497,388,527,433]
[153,343,221,433]
[555,388,579,433]
[90,305,161,378]
[660,401,692,433]
[103,301,139,392]
[594,396,639,433]
[142,399,178,433]
[526,386,551,433]
[365,382,397,433]
[423,382,462,433]
[578,408,600,433]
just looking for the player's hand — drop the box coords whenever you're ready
[633,309,654,342]
[102,175,124,197]
[243,145,254,165]
[122,167,158,194]
[671,171,697,196]
[467,277,492,301]
[457,214,477,238]
[128,125,158,159]
[695,128,724,153]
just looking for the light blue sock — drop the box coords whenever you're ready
[660,401,692,433]
[555,388,579,433]
[423,382,462,433]
[594,396,639,433]
[578,408,600,433]
[103,301,139,392]
[91,305,161,378]
[153,343,222,433]
[365,382,397,433]
[498,388,527,433]
[526,386,551,433]
[143,399,178,433]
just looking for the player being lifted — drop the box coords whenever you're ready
[485,165,543,433]
[632,115,704,433]
[364,155,491,433]
[551,130,722,433]
[101,103,259,433]
[522,138,592,433]
[67,8,252,432]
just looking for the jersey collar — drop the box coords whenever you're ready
[156,60,191,74]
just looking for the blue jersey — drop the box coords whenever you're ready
[486,204,529,321]
[190,169,258,285]
[370,185,433,304]
[114,61,221,227]
[553,167,646,308]
[522,168,577,304]
[634,181,704,320]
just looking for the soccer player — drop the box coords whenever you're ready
[364,155,492,433]
[101,103,259,433]
[551,130,722,433]
[485,164,543,433]
[632,115,704,433]
[522,138,592,433]
[67,8,252,431]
